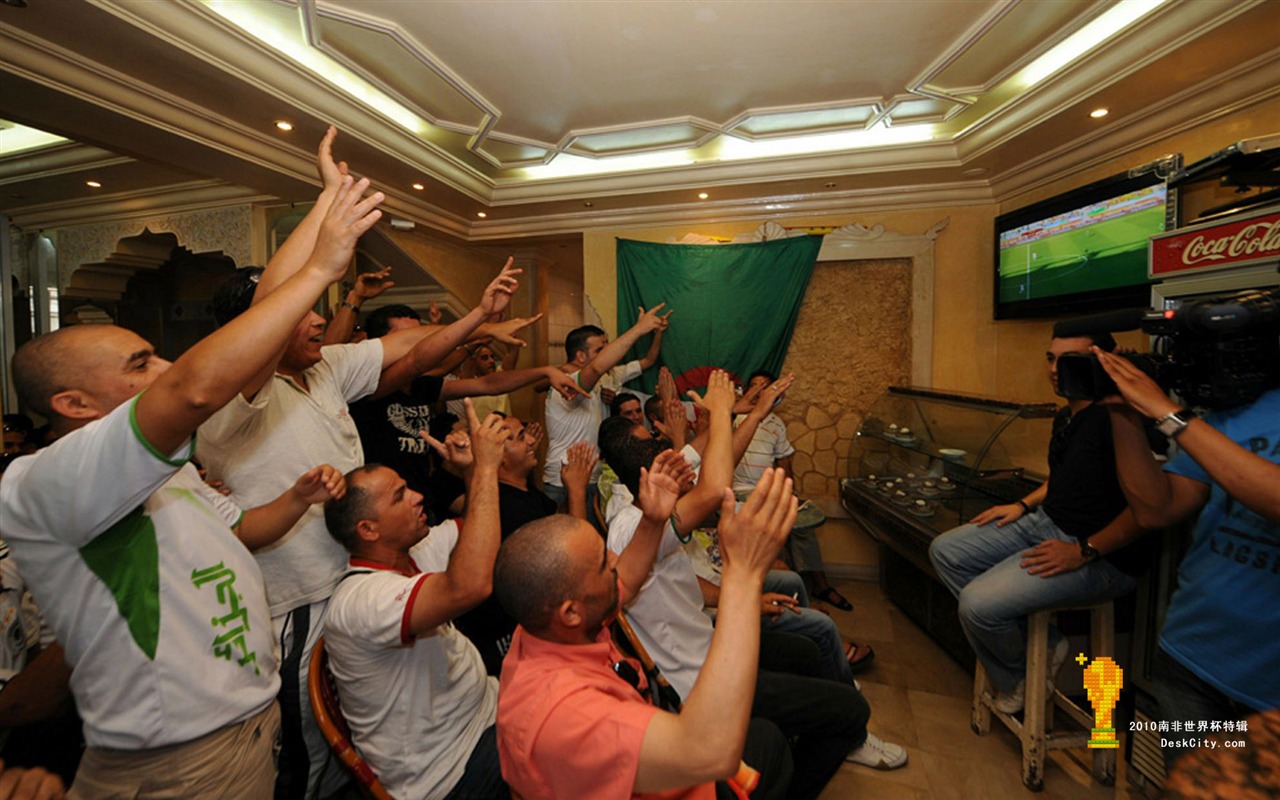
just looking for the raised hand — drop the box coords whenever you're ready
[311,175,384,282]
[420,427,473,472]
[635,303,672,334]
[717,468,797,579]
[637,449,685,525]
[352,266,394,302]
[487,313,543,347]
[688,369,735,417]
[1092,346,1178,420]
[467,398,511,473]
[560,440,599,494]
[316,125,349,192]
[292,464,347,505]
[657,366,678,404]
[748,374,795,417]
[480,257,521,318]
[545,368,591,402]
[524,420,544,447]
[427,300,443,325]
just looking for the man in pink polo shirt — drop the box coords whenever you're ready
[494,464,800,800]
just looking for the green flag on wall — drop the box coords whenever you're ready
[616,235,823,394]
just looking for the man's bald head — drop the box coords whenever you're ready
[12,325,116,419]
[494,514,593,634]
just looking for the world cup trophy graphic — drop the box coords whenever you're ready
[1081,654,1123,749]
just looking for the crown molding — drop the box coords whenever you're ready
[5,180,270,230]
[0,142,131,183]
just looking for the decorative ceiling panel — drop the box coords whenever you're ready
[729,103,882,139]
[884,96,964,126]
[565,120,718,157]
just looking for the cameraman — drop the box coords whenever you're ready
[1094,347,1280,766]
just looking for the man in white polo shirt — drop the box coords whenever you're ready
[0,171,379,796]
[321,399,509,799]
[542,309,670,521]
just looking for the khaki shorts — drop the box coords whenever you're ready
[70,702,280,799]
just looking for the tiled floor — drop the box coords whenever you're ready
[815,579,1144,800]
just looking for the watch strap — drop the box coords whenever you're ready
[1155,407,1196,438]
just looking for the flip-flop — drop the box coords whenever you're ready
[815,586,854,611]
[845,641,876,673]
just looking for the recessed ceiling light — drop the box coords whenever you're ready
[583,201,594,208]
[476,212,487,219]
[1089,108,1110,119]
[85,180,102,188]
[274,120,294,131]
[412,183,425,191]
[824,182,838,189]
[697,192,709,200]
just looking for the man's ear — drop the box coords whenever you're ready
[554,598,583,630]
[49,389,101,422]
[356,518,379,544]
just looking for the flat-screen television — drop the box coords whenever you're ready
[994,166,1178,319]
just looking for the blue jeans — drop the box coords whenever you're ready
[928,510,1135,693]
[761,570,854,686]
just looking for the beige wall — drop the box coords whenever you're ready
[582,98,1280,499]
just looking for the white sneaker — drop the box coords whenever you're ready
[994,638,1073,714]
[994,680,1025,714]
[846,732,908,770]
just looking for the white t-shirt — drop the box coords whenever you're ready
[607,504,713,701]
[323,540,496,800]
[0,398,279,749]
[543,360,643,487]
[198,339,383,617]
[733,412,794,492]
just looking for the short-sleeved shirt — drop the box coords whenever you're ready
[732,413,794,492]
[197,339,383,617]
[497,626,714,800]
[1159,387,1280,710]
[607,505,713,701]
[544,360,644,488]
[0,398,279,749]
[350,375,445,499]
[454,482,558,675]
[323,552,497,800]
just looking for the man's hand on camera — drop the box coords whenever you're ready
[1092,347,1178,419]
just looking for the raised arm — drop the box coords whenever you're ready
[614,450,685,605]
[560,440,599,520]
[235,465,346,551]
[669,370,736,535]
[578,304,671,392]
[406,400,509,634]
[440,366,588,404]
[637,323,667,370]
[135,176,382,454]
[729,374,795,468]
[1096,347,1279,524]
[324,266,393,345]
[634,469,797,792]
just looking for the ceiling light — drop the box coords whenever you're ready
[1018,0,1167,89]
[85,180,102,188]
[583,201,594,208]
[412,183,425,191]
[274,120,294,132]
[698,192,709,200]
[824,182,838,189]
[1090,108,1110,119]
[476,212,487,219]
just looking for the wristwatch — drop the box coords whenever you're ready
[1080,541,1101,563]
[1155,407,1196,439]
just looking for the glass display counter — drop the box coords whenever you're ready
[840,386,1059,663]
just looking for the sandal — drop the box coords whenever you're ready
[814,586,854,611]
[845,641,876,673]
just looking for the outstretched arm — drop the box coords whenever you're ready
[578,304,671,392]
[669,370,736,535]
[635,469,797,792]
[235,465,346,551]
[440,366,588,404]
[560,440,599,520]
[614,450,685,605]
[135,175,382,454]
[407,400,509,634]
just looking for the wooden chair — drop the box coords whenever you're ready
[307,637,393,800]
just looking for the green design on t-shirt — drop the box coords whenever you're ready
[80,506,161,660]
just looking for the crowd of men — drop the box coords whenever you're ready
[0,127,1275,800]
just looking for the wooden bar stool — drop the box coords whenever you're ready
[970,600,1117,792]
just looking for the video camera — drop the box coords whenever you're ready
[1055,285,1280,410]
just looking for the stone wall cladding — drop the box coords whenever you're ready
[777,258,912,500]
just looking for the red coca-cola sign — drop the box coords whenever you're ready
[1150,208,1280,277]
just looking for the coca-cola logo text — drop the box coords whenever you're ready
[1181,221,1280,266]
